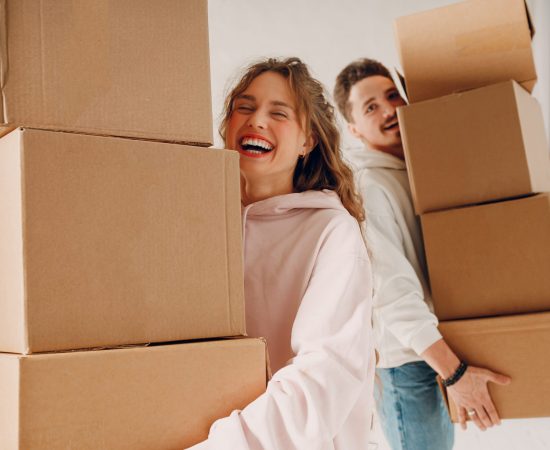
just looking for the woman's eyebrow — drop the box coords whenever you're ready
[271,100,294,110]
[236,95,294,111]
[236,94,255,101]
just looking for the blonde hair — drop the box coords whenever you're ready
[220,57,365,223]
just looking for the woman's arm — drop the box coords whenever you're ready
[187,218,374,449]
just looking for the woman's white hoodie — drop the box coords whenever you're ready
[188,190,375,450]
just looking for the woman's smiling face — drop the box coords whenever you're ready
[225,71,311,188]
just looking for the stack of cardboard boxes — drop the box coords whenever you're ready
[0,1,266,448]
[395,0,550,421]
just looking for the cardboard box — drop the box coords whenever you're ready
[0,338,267,449]
[1,0,212,145]
[394,0,536,103]
[438,312,550,421]
[0,128,245,354]
[422,194,550,320]
[398,81,550,214]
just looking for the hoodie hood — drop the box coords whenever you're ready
[243,189,345,217]
[344,146,405,172]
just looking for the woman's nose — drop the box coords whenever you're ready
[247,111,266,129]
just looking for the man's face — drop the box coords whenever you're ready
[347,75,406,159]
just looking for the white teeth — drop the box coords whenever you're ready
[241,136,273,150]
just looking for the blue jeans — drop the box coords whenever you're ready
[375,361,454,450]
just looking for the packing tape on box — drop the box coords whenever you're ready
[0,0,7,123]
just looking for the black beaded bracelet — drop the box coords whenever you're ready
[441,361,468,387]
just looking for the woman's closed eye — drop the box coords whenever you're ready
[271,110,288,119]
[235,104,255,113]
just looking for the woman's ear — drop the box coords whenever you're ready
[302,134,317,156]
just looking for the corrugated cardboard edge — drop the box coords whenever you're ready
[0,354,21,448]
[10,127,212,148]
[392,19,405,80]
[520,0,537,90]
[391,68,408,104]
[395,105,423,215]
[259,337,272,382]
[223,149,247,337]
[514,82,550,192]
[436,375,460,423]
[220,336,270,383]
[0,0,7,124]
[0,128,27,354]
[20,129,30,354]
[16,126,214,148]
[441,307,550,337]
[202,0,214,145]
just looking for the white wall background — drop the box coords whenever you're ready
[209,0,549,152]
[208,1,550,449]
[531,0,550,143]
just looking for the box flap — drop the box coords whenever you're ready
[0,125,16,139]
[392,68,409,103]
[440,310,550,338]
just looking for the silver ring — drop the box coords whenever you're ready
[467,409,476,417]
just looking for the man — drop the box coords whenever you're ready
[333,59,511,450]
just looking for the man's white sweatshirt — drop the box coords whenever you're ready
[346,146,442,368]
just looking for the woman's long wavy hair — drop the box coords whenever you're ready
[219,57,365,224]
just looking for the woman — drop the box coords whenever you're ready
[188,57,375,449]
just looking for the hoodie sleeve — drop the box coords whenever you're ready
[361,181,441,355]
[186,217,374,450]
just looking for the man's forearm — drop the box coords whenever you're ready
[420,338,461,379]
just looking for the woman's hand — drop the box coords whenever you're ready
[447,366,511,430]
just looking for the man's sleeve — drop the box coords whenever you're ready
[362,181,441,355]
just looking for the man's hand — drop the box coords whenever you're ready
[447,365,511,431]
[421,338,512,431]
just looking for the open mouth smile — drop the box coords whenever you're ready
[239,135,274,157]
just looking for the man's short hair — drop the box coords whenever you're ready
[334,58,393,122]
